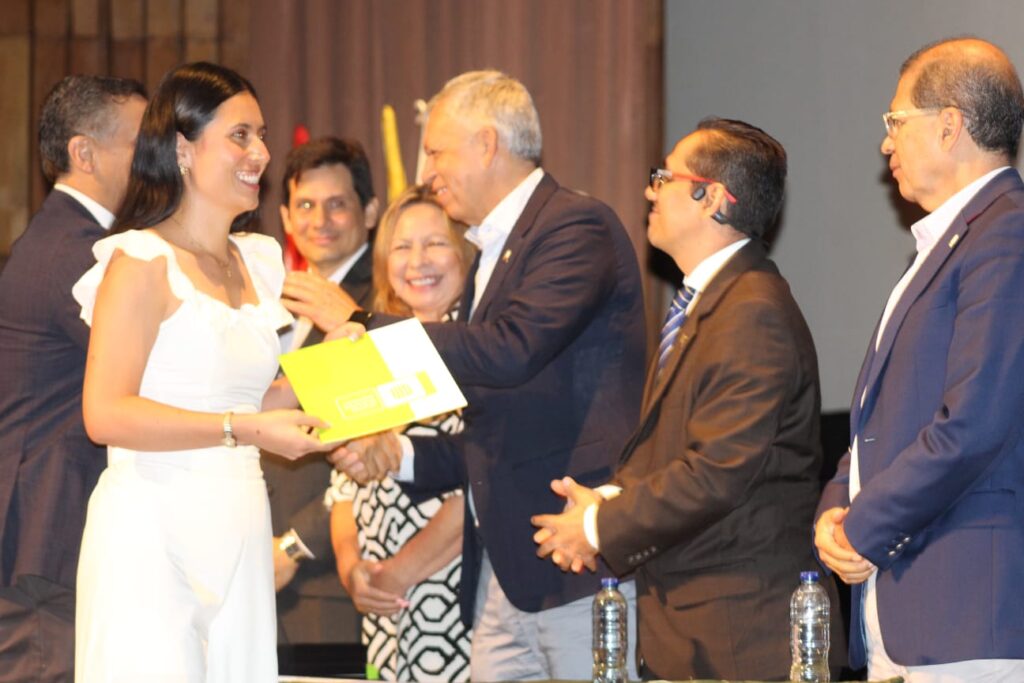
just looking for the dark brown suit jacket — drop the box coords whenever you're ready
[598,241,842,680]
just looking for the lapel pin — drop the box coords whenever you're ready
[502,249,512,263]
[948,234,960,248]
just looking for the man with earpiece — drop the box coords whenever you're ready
[533,118,843,680]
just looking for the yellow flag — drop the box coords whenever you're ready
[381,105,408,202]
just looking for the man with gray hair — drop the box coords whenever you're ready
[329,70,646,680]
[0,75,146,682]
[816,36,1024,682]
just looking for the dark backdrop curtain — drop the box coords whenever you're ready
[247,0,667,341]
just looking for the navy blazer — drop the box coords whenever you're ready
[818,168,1024,667]
[0,191,108,589]
[388,173,646,626]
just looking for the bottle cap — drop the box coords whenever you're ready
[601,577,619,588]
[800,570,820,583]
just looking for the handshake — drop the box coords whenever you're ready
[327,431,405,484]
[328,431,607,577]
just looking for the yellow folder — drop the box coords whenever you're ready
[279,318,467,444]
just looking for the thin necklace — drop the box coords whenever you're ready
[167,216,233,280]
[184,231,232,280]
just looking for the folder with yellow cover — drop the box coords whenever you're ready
[279,318,467,444]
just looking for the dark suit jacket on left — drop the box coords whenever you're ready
[0,190,108,590]
[598,242,844,681]
[263,244,373,644]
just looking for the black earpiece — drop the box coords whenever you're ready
[691,184,728,223]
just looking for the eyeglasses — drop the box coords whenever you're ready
[881,107,943,136]
[649,168,738,204]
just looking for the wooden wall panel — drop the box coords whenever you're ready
[0,0,32,34]
[219,0,247,72]
[0,0,248,257]
[30,38,69,208]
[0,37,32,252]
[147,0,181,36]
[146,0,182,88]
[35,0,70,36]
[185,36,217,62]
[110,0,143,39]
[110,0,145,84]
[72,0,101,36]
[146,35,181,87]
[110,39,146,82]
[0,1,32,254]
[70,37,108,73]
[185,0,216,37]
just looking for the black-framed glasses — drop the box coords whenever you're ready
[649,168,738,204]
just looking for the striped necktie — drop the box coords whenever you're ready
[657,284,697,376]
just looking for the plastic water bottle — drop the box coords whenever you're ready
[593,577,628,683]
[790,570,830,682]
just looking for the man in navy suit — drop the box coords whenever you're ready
[0,75,146,682]
[330,70,646,680]
[816,37,1024,682]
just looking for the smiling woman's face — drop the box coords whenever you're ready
[181,91,269,216]
[386,202,465,322]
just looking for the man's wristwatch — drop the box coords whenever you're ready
[278,529,309,562]
[348,309,374,326]
[221,411,237,448]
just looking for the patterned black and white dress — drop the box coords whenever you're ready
[330,412,470,682]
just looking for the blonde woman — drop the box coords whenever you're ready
[330,185,474,682]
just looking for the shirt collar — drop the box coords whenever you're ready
[683,237,751,294]
[319,241,369,284]
[465,167,545,251]
[53,183,115,229]
[910,166,1011,255]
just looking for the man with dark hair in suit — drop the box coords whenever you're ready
[533,118,843,680]
[265,137,379,644]
[329,70,646,681]
[0,74,146,683]
[816,37,1024,682]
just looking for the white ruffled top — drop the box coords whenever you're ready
[72,229,293,469]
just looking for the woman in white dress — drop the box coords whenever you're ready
[329,186,475,682]
[72,62,325,682]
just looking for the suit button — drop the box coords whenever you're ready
[887,550,897,557]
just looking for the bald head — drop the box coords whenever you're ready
[901,37,1024,160]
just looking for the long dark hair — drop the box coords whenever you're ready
[113,62,259,233]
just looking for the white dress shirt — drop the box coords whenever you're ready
[464,167,545,319]
[54,183,115,229]
[279,242,369,353]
